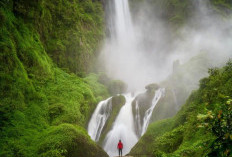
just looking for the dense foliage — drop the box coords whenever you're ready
[130,61,232,157]
[11,0,104,74]
[0,1,109,156]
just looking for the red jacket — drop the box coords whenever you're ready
[118,142,123,149]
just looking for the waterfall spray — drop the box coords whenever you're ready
[103,93,138,157]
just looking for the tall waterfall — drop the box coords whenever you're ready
[87,98,112,141]
[102,0,153,90]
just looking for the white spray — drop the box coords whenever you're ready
[88,90,165,156]
[103,93,138,157]
[102,0,158,90]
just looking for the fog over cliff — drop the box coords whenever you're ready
[99,0,232,91]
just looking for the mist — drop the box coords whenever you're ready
[99,0,232,91]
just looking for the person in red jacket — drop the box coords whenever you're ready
[117,140,123,157]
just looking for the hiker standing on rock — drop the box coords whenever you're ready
[117,140,123,157]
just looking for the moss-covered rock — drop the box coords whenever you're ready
[150,87,177,122]
[0,5,109,157]
[108,80,127,95]
[12,0,105,74]
[36,124,109,157]
[145,83,159,92]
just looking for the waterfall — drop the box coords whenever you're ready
[113,0,134,42]
[88,1,166,155]
[141,88,165,136]
[87,97,112,141]
[103,93,138,157]
[102,0,152,90]
[88,89,165,156]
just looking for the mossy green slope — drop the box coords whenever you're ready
[36,124,108,157]
[130,62,232,157]
[12,0,105,74]
[0,2,108,157]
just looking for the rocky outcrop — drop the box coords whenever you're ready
[132,84,159,137]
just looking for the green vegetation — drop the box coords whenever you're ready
[130,61,232,157]
[12,0,104,74]
[130,0,232,29]
[0,1,108,156]
[98,73,128,95]
[36,124,108,157]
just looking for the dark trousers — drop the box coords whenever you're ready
[118,148,122,156]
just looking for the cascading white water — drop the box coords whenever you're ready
[111,0,134,42]
[88,90,165,156]
[102,0,155,90]
[103,93,138,157]
[87,97,112,141]
[141,88,165,136]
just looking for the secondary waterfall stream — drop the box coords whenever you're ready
[88,97,112,141]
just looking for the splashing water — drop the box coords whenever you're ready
[103,93,138,157]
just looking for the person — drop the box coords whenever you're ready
[117,140,123,157]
